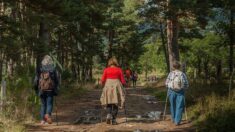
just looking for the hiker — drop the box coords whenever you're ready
[125,67,132,87]
[34,55,59,125]
[100,57,126,125]
[131,71,138,88]
[165,61,189,126]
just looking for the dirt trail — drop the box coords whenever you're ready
[26,87,194,132]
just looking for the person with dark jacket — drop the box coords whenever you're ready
[34,55,59,125]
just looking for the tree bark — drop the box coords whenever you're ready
[160,21,170,72]
[203,59,209,79]
[229,9,234,75]
[216,60,222,82]
[166,0,180,71]
[108,30,114,59]
[7,59,13,79]
[197,56,201,76]
[36,20,49,72]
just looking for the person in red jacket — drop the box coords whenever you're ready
[100,57,126,125]
[125,67,132,87]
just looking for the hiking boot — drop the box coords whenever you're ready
[175,123,180,126]
[45,114,52,124]
[111,119,117,125]
[106,114,112,124]
[40,120,46,125]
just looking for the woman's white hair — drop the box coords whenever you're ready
[41,55,53,66]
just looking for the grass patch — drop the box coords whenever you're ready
[58,81,97,100]
[186,80,235,132]
[145,87,167,101]
[0,120,26,132]
[189,93,235,132]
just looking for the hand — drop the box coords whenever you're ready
[120,102,125,109]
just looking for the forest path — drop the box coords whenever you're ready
[26,87,193,132]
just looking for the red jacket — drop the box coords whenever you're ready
[125,69,132,78]
[101,67,126,85]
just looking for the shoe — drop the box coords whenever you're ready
[40,120,46,125]
[175,123,180,126]
[106,114,112,124]
[45,114,52,124]
[111,119,117,125]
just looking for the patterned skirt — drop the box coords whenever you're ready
[100,79,125,106]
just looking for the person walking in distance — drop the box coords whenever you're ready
[125,67,132,87]
[165,61,189,126]
[131,71,138,88]
[100,57,126,125]
[34,55,59,125]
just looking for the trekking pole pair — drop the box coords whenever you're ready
[163,89,188,121]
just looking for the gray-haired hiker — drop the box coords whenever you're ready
[165,61,189,126]
[34,55,59,125]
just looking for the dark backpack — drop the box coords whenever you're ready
[39,71,54,91]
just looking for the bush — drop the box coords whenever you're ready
[187,80,235,132]
[0,70,39,131]
[190,95,235,132]
[145,87,167,101]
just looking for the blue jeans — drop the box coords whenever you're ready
[168,89,185,125]
[40,91,54,120]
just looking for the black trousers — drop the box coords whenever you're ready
[132,80,137,87]
[107,104,118,119]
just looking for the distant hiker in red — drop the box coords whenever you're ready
[100,57,126,125]
[125,67,132,87]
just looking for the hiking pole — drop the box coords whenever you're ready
[124,100,127,123]
[184,97,188,121]
[163,89,169,120]
[55,97,58,126]
[124,87,127,123]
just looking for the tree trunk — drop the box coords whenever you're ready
[166,0,180,71]
[0,52,3,81]
[197,56,201,76]
[36,20,49,72]
[203,59,209,79]
[145,69,148,81]
[0,1,4,16]
[229,9,234,75]
[108,30,114,59]
[160,21,170,72]
[216,60,222,82]
[89,65,93,81]
[77,64,80,82]
[7,59,13,79]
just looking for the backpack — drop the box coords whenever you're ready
[132,73,138,80]
[168,71,183,91]
[39,71,54,91]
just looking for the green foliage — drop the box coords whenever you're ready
[61,69,72,81]
[145,87,167,101]
[59,83,88,100]
[139,42,167,75]
[189,93,235,132]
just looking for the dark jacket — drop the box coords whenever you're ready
[33,64,59,96]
